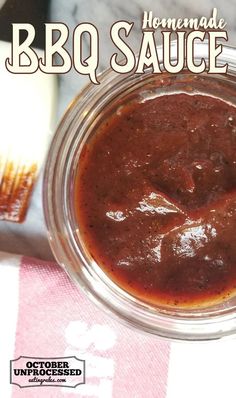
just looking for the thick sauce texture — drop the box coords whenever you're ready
[76,93,236,307]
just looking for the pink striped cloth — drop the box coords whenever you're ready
[1,251,236,398]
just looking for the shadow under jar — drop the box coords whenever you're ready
[44,41,236,341]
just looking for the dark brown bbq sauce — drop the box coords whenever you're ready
[75,93,236,307]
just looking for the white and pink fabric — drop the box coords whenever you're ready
[1,251,236,398]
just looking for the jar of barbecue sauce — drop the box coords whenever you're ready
[44,41,236,341]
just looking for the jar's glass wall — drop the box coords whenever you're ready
[43,42,236,341]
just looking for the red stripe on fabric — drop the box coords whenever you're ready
[12,256,171,398]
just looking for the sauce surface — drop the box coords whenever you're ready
[75,93,236,307]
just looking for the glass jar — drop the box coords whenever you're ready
[43,41,236,341]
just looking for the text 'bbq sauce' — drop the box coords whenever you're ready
[75,92,236,307]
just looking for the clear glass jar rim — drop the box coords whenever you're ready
[43,41,236,341]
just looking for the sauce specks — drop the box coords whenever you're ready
[75,93,236,307]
